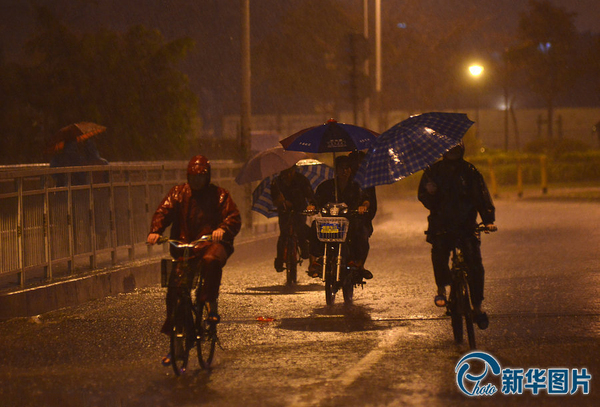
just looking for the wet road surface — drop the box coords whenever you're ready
[1,197,599,406]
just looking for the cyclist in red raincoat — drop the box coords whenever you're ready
[147,155,241,349]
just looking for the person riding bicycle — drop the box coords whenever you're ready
[348,150,377,272]
[307,155,372,280]
[146,155,241,360]
[417,142,496,329]
[270,164,316,272]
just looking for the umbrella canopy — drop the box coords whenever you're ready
[252,159,334,218]
[235,146,307,184]
[46,122,106,154]
[279,119,379,154]
[355,112,474,189]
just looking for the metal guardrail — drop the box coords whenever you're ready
[0,161,245,290]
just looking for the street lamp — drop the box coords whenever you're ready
[468,64,484,140]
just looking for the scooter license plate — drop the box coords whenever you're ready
[320,223,340,234]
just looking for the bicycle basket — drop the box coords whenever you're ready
[315,217,349,242]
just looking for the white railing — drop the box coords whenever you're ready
[0,161,252,290]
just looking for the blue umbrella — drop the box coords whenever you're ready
[252,159,334,218]
[355,112,474,189]
[280,119,378,153]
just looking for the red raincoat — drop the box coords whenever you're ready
[150,183,241,257]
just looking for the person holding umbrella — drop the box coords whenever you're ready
[270,164,316,272]
[349,150,377,270]
[307,155,373,280]
[417,142,496,329]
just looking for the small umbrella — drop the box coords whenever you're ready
[279,118,379,154]
[354,112,474,189]
[235,146,307,185]
[46,122,106,154]
[252,159,334,218]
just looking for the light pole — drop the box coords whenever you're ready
[468,64,484,140]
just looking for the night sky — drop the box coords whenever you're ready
[1,0,598,115]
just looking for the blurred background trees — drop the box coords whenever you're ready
[0,6,197,164]
[0,0,599,164]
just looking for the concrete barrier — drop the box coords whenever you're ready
[0,258,161,320]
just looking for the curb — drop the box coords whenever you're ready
[0,259,161,321]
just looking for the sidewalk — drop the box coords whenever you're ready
[0,225,278,321]
[495,184,600,202]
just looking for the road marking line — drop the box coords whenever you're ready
[289,327,405,406]
[335,327,405,387]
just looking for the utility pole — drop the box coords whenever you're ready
[241,0,251,159]
[241,0,253,230]
[363,0,370,128]
[375,0,382,131]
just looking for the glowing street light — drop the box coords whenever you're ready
[469,64,484,78]
[468,64,484,139]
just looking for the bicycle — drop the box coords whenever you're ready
[157,235,220,375]
[273,209,305,286]
[445,224,496,349]
[314,203,366,306]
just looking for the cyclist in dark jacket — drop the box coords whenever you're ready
[418,143,496,329]
[270,165,316,272]
[308,155,372,279]
[349,150,377,270]
[147,155,241,364]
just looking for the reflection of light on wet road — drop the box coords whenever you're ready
[289,327,406,406]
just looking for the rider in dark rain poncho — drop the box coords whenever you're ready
[418,142,496,329]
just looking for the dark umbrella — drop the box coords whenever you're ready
[279,118,378,153]
[46,122,106,154]
[280,118,378,201]
[251,159,334,218]
[354,112,474,189]
[235,146,307,185]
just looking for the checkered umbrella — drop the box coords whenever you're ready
[252,159,334,218]
[354,112,474,189]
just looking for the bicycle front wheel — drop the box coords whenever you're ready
[170,298,194,376]
[196,301,217,369]
[324,260,336,306]
[341,267,354,305]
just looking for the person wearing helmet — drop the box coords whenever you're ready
[147,155,241,364]
[418,142,496,330]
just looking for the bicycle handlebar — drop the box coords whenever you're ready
[424,223,498,235]
[269,208,368,216]
[154,235,213,248]
[475,224,498,233]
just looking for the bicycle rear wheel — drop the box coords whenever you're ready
[285,237,298,286]
[463,284,477,349]
[450,283,464,344]
[196,301,217,369]
[170,298,194,376]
